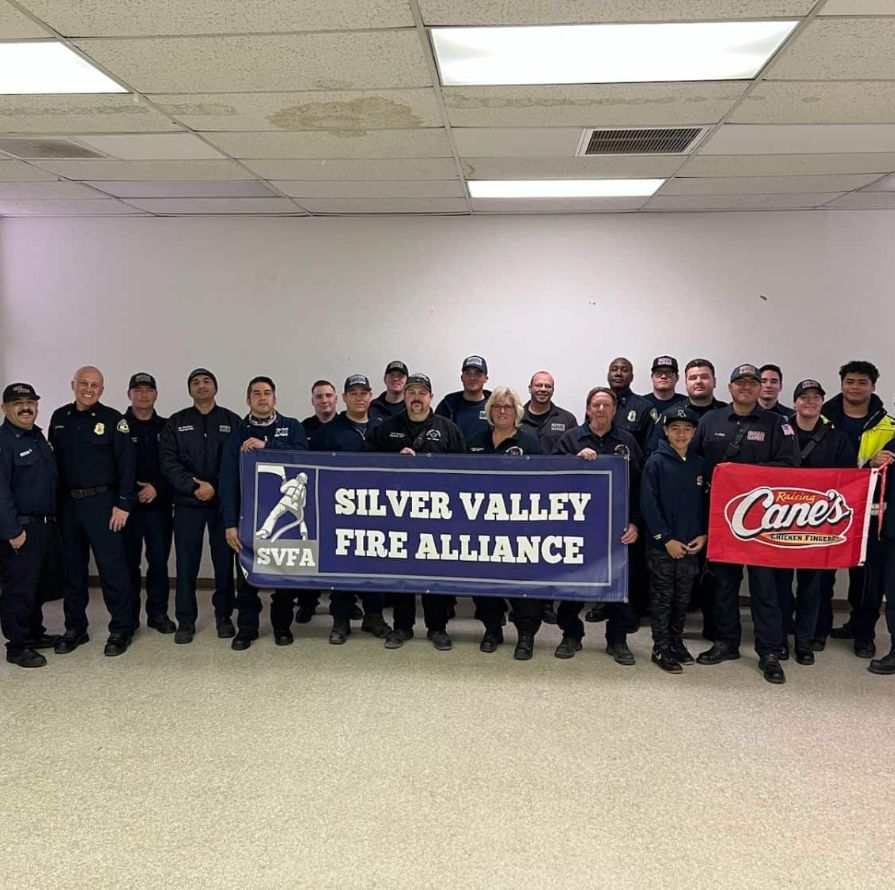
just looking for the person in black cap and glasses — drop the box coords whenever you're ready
[0,383,62,667]
[122,372,175,635]
[370,360,408,423]
[691,364,799,684]
[159,369,240,644]
[436,355,492,442]
[366,373,466,651]
[50,366,136,657]
[642,356,687,421]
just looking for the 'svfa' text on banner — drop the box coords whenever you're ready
[707,464,878,569]
[238,451,630,601]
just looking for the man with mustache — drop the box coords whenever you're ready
[0,383,62,667]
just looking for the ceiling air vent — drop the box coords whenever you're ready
[577,127,705,156]
[0,137,108,160]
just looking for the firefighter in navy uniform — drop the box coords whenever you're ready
[122,372,175,634]
[519,370,577,454]
[220,376,308,650]
[50,366,136,657]
[552,387,642,665]
[607,357,653,448]
[159,368,240,644]
[0,383,62,668]
[369,361,408,423]
[692,364,800,685]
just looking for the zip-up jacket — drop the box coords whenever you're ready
[0,420,57,541]
[519,402,576,454]
[159,403,240,508]
[369,393,405,423]
[124,407,171,511]
[793,418,856,470]
[365,411,466,454]
[312,412,383,452]
[821,393,895,467]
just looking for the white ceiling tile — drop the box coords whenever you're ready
[242,158,460,181]
[731,82,895,125]
[153,90,443,132]
[121,197,304,215]
[453,128,584,157]
[462,156,682,178]
[823,191,895,209]
[645,193,840,211]
[471,196,646,212]
[443,83,745,128]
[20,1,414,36]
[273,180,466,199]
[0,180,104,199]
[204,129,452,160]
[680,152,895,176]
[29,159,255,180]
[85,180,277,198]
[0,1,52,38]
[74,133,226,160]
[0,198,145,216]
[0,159,56,181]
[700,124,895,154]
[0,94,184,134]
[297,198,468,214]
[818,1,895,15]
[419,1,814,25]
[72,32,431,93]
[767,19,895,80]
[661,173,879,194]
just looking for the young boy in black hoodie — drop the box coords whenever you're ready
[640,406,707,672]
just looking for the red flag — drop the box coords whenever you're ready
[707,464,878,569]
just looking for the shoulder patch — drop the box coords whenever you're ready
[116,419,130,434]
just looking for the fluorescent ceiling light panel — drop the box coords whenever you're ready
[431,22,798,86]
[468,179,664,198]
[0,42,126,94]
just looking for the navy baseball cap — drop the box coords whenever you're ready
[384,360,408,376]
[128,372,157,390]
[662,405,699,427]
[651,355,679,373]
[405,373,432,392]
[729,364,760,383]
[793,379,826,400]
[344,374,372,392]
[462,355,488,374]
[2,382,39,403]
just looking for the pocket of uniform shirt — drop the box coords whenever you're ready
[12,453,37,468]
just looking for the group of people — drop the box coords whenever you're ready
[1,354,893,687]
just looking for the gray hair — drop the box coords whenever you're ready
[485,386,524,428]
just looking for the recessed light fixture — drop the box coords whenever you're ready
[0,41,126,94]
[468,180,664,198]
[432,22,798,86]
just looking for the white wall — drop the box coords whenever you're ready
[2,211,895,419]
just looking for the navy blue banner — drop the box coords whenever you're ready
[238,451,629,602]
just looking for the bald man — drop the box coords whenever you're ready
[49,366,137,657]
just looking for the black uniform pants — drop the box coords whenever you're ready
[173,504,234,626]
[234,572,296,635]
[59,492,132,634]
[122,506,173,625]
[0,523,62,653]
[510,597,545,635]
[711,562,783,656]
[760,568,795,635]
[853,530,895,645]
[785,568,829,646]
[647,550,699,650]
[392,593,449,633]
[557,599,635,644]
[330,591,384,621]
[473,595,506,632]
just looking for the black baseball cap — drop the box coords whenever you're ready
[128,372,157,390]
[2,382,39,403]
[405,373,432,392]
[651,356,679,373]
[384,360,408,376]
[462,355,488,374]
[344,374,372,392]
[793,379,826,400]
[729,363,760,383]
[662,406,699,427]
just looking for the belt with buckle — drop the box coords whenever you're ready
[18,515,56,524]
[70,486,111,499]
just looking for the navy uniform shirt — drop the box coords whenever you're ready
[124,408,171,511]
[467,427,544,455]
[49,402,136,511]
[312,412,383,453]
[369,393,405,423]
[435,390,491,442]
[519,402,576,454]
[641,391,688,420]
[0,419,58,540]
[644,397,728,455]
[692,405,800,481]
[613,390,653,446]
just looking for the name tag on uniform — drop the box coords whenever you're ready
[19,448,33,457]
[178,425,194,433]
[747,430,766,442]
[550,423,566,432]
[219,425,231,433]
[275,428,289,436]
[389,432,406,439]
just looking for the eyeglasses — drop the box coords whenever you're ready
[492,404,515,412]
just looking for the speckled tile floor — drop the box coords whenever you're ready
[1,594,893,890]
